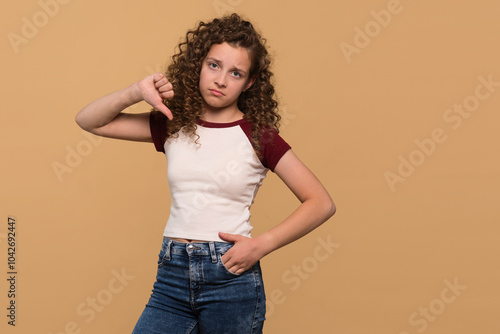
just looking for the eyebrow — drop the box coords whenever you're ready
[206,57,248,75]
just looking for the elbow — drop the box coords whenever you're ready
[75,112,96,134]
[311,195,336,222]
[308,194,336,222]
[320,192,336,220]
[75,112,87,130]
[325,198,336,219]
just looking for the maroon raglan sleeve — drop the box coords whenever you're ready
[149,111,168,153]
[259,127,291,172]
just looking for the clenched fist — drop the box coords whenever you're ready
[138,73,174,120]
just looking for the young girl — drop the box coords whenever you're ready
[76,13,335,334]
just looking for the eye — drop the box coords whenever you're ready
[232,71,242,78]
[209,62,218,69]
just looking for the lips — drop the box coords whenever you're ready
[209,89,224,96]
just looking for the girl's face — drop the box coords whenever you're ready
[199,42,255,114]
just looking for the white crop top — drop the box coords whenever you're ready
[149,111,292,242]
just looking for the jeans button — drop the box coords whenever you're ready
[187,244,194,250]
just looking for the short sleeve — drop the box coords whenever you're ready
[149,110,168,153]
[260,128,291,172]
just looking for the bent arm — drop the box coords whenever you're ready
[219,149,336,274]
[255,149,336,256]
[75,73,173,142]
[75,82,152,142]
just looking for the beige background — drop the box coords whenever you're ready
[2,0,499,333]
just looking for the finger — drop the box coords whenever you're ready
[155,78,169,88]
[151,73,164,85]
[223,258,240,274]
[152,72,164,80]
[219,232,240,242]
[221,251,232,264]
[163,106,173,120]
[157,82,173,92]
[228,264,246,275]
[154,103,173,120]
[228,265,240,274]
[159,90,174,100]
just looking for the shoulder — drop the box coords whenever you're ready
[239,119,291,172]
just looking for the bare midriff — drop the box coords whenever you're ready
[169,237,210,243]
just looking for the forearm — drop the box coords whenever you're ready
[75,82,142,132]
[254,197,336,258]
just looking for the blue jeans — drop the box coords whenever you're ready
[132,237,266,333]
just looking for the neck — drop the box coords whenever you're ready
[200,104,244,123]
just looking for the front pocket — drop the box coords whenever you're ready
[217,253,242,276]
[157,247,168,268]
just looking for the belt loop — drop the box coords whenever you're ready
[165,239,172,261]
[209,241,217,263]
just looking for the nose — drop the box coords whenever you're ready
[215,73,227,88]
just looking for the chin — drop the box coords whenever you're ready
[203,98,231,109]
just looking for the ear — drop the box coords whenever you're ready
[243,76,256,92]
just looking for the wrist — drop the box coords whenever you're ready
[121,81,143,107]
[253,232,278,258]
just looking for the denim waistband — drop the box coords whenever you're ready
[162,236,234,263]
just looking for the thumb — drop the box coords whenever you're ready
[155,103,173,120]
[219,232,241,242]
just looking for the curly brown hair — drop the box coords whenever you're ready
[157,13,282,156]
